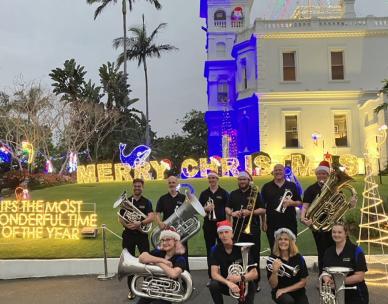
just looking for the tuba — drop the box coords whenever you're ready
[118,249,193,303]
[113,191,152,233]
[319,267,356,304]
[306,167,357,231]
[228,242,257,301]
[151,188,206,248]
[263,256,300,278]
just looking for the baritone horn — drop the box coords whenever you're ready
[263,256,300,278]
[118,249,193,303]
[319,267,356,304]
[275,189,293,213]
[306,167,357,231]
[113,191,152,233]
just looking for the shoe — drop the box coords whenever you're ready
[128,290,136,300]
[256,285,261,292]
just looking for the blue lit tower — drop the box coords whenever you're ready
[200,0,259,161]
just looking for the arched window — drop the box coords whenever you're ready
[231,6,244,28]
[216,42,226,58]
[214,10,226,27]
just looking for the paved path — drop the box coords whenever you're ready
[0,270,384,304]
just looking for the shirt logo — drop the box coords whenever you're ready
[138,206,145,209]
[216,196,222,199]
[343,258,351,262]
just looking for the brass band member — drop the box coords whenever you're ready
[267,228,309,304]
[155,176,189,270]
[119,178,154,300]
[322,222,369,304]
[301,161,357,274]
[137,227,187,304]
[261,164,302,252]
[225,171,265,291]
[199,171,229,278]
[208,220,258,304]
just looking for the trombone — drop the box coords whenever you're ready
[263,256,300,278]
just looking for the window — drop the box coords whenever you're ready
[331,51,344,80]
[334,114,348,146]
[214,10,226,27]
[285,115,299,147]
[282,52,296,81]
[217,80,229,103]
[216,42,226,58]
[241,60,248,89]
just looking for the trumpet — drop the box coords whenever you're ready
[263,256,300,278]
[205,198,217,221]
[275,189,293,213]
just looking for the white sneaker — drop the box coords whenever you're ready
[127,290,135,300]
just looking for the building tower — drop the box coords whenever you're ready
[200,0,259,161]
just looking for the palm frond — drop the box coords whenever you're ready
[149,23,167,40]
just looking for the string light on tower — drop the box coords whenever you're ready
[358,125,388,286]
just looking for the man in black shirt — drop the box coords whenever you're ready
[119,178,154,300]
[208,220,258,304]
[225,171,265,291]
[199,171,229,278]
[261,164,302,252]
[155,176,189,269]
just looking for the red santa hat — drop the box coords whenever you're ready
[159,227,180,241]
[208,171,219,179]
[217,220,233,233]
[315,160,331,174]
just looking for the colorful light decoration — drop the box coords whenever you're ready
[21,141,34,164]
[0,142,12,164]
[68,152,78,173]
[358,125,388,286]
[45,159,54,173]
[119,143,151,167]
[311,132,322,146]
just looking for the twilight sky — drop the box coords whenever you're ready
[0,0,387,136]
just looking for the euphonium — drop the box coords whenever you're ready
[118,249,193,303]
[263,256,300,278]
[151,189,206,248]
[306,167,357,231]
[275,189,293,213]
[228,242,257,300]
[113,191,152,233]
[319,267,356,304]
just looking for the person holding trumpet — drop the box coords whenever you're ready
[266,228,309,304]
[199,171,229,278]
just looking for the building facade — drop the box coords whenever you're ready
[200,0,388,173]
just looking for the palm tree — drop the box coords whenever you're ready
[113,15,177,146]
[86,0,161,79]
[374,79,388,113]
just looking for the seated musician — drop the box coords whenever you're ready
[208,220,258,304]
[267,228,309,304]
[137,227,187,304]
[321,221,369,304]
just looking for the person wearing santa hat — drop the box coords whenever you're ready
[208,220,258,304]
[137,227,187,304]
[301,160,357,275]
[199,171,229,278]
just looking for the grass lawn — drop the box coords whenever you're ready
[1,175,387,259]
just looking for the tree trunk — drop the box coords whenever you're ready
[122,0,127,80]
[143,59,150,146]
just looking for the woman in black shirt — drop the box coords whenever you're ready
[322,222,369,304]
[267,228,309,304]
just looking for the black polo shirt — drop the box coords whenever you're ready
[156,192,186,220]
[261,180,301,231]
[199,186,229,224]
[226,186,265,236]
[121,195,153,235]
[209,243,256,279]
[149,248,187,272]
[322,240,368,300]
[303,182,322,204]
[266,253,308,297]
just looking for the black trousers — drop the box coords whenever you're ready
[237,232,261,282]
[271,291,309,304]
[346,288,369,304]
[266,225,297,253]
[203,221,220,278]
[312,230,335,274]
[182,241,190,272]
[122,232,150,290]
[208,279,256,304]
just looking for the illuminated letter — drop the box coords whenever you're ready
[290,154,310,176]
[339,154,359,176]
[221,158,239,177]
[244,155,253,175]
[97,163,114,183]
[134,162,152,180]
[181,159,199,178]
[199,158,220,178]
[77,164,97,184]
[150,160,169,180]
[114,163,133,182]
[253,155,271,176]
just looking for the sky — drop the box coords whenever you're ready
[1,0,388,137]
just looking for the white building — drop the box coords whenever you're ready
[201,0,388,174]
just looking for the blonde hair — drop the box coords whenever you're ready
[272,232,299,257]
